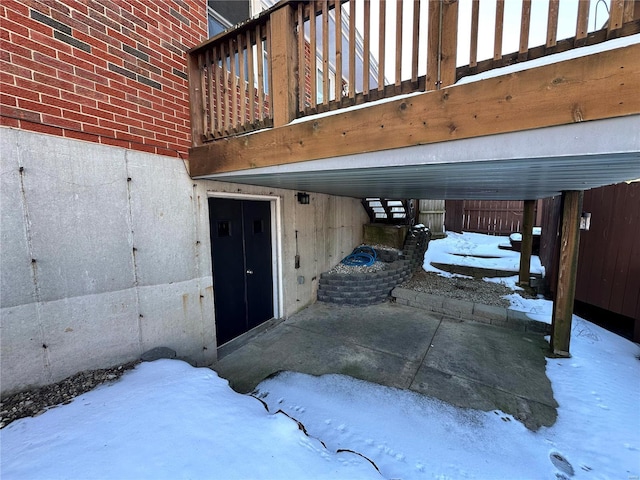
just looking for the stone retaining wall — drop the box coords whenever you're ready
[392,287,551,335]
[318,226,431,305]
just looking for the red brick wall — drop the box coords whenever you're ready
[1,0,208,158]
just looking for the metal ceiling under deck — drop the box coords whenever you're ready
[196,116,640,200]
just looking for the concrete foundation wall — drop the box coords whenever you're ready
[1,128,368,395]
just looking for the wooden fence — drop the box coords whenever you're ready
[445,199,542,236]
[418,199,445,237]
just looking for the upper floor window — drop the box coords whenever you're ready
[207,7,232,38]
[207,1,252,38]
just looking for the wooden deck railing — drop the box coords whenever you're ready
[187,14,273,143]
[188,0,639,145]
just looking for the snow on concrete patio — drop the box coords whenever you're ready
[1,233,638,480]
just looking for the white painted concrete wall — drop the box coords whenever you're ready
[0,128,367,395]
[204,182,368,317]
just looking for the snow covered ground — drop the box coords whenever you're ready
[2,233,639,480]
[423,230,545,278]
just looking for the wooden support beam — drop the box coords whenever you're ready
[270,4,298,127]
[551,191,583,357]
[518,200,536,287]
[188,44,640,176]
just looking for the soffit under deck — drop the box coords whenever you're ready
[195,115,640,200]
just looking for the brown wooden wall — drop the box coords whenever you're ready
[576,183,640,321]
[445,200,541,236]
[540,183,640,338]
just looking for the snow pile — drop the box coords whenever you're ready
[1,360,380,480]
[423,231,544,277]
[257,372,545,479]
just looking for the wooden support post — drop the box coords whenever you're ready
[427,0,458,91]
[270,4,298,127]
[187,52,204,148]
[518,200,536,287]
[551,191,583,357]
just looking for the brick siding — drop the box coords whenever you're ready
[0,0,208,158]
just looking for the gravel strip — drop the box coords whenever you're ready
[1,361,139,429]
[400,270,534,308]
[327,260,387,274]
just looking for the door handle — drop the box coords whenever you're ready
[246,269,254,274]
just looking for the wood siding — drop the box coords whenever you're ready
[540,183,640,338]
[576,183,640,321]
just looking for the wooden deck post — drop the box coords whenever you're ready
[427,0,458,91]
[551,191,583,357]
[518,200,536,286]
[187,51,205,148]
[269,4,298,127]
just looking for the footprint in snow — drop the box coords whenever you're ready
[550,452,574,477]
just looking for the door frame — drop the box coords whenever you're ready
[207,191,283,320]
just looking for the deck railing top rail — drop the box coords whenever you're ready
[188,0,640,145]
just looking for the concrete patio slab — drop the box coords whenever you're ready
[410,318,557,429]
[211,301,557,430]
[215,319,422,394]
[418,318,554,406]
[286,302,440,362]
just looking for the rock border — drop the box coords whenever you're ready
[392,287,551,335]
[318,227,431,305]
